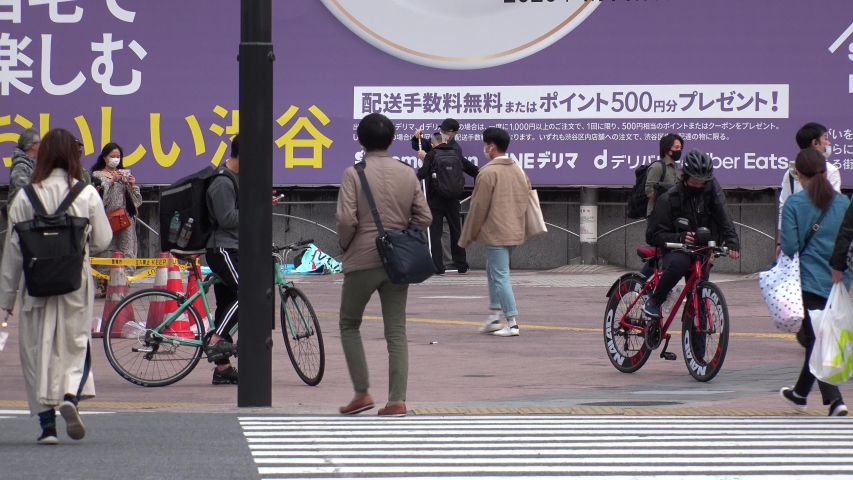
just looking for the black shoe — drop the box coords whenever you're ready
[212,365,238,385]
[205,339,237,363]
[780,387,807,413]
[642,300,662,318]
[435,272,445,276]
[457,267,470,275]
[37,428,58,445]
[829,399,849,417]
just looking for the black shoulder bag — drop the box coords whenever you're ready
[354,162,435,285]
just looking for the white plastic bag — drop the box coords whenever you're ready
[758,253,804,333]
[808,283,853,385]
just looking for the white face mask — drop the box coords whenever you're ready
[107,157,121,168]
[823,144,832,160]
[483,145,491,159]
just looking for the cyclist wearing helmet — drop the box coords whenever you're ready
[643,148,740,318]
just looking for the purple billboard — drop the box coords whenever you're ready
[3,0,853,186]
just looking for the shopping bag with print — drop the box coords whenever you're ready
[758,253,804,333]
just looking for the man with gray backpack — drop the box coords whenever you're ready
[416,126,479,275]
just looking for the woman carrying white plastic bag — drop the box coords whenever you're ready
[777,149,849,416]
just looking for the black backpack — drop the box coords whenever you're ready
[159,166,237,252]
[626,160,666,219]
[15,182,89,297]
[430,149,465,199]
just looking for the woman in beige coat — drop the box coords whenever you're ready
[459,127,531,337]
[0,128,112,444]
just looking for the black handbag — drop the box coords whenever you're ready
[354,162,435,285]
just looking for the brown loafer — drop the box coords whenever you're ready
[378,402,407,417]
[339,394,374,415]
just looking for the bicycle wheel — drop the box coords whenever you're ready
[103,289,205,387]
[603,275,652,373]
[280,286,325,386]
[681,281,729,382]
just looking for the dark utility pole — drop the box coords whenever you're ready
[238,0,274,407]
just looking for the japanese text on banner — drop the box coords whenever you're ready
[355,85,790,120]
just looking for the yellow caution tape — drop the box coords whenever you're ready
[91,267,159,282]
[90,257,176,267]
[89,256,198,282]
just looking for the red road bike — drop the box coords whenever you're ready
[603,241,731,382]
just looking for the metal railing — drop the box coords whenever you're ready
[272,213,337,235]
[595,219,774,242]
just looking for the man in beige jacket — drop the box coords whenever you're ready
[459,127,530,337]
[336,113,432,417]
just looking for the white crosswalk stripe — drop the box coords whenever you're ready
[240,415,853,479]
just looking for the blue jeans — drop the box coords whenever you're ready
[486,246,518,318]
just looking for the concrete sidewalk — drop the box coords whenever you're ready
[0,269,848,417]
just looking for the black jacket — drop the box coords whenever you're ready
[416,143,479,199]
[830,200,853,271]
[411,136,464,157]
[646,179,740,251]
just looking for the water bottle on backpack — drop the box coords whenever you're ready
[177,218,194,249]
[168,212,181,244]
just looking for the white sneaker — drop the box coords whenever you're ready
[493,325,519,337]
[478,320,503,334]
[58,401,86,440]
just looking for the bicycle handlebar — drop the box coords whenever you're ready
[664,242,729,256]
[272,238,314,253]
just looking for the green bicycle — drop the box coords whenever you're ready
[102,239,325,387]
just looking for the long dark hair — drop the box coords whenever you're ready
[31,128,83,188]
[91,142,124,172]
[795,148,834,211]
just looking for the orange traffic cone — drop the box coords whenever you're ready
[163,261,194,338]
[186,265,210,335]
[94,252,132,338]
[145,252,171,330]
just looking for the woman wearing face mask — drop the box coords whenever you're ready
[91,143,143,298]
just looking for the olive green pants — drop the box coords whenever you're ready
[339,267,409,402]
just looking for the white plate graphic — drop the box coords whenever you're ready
[321,0,600,70]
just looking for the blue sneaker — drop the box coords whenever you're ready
[642,300,662,318]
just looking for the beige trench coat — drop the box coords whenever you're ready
[0,169,112,415]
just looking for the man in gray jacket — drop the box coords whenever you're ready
[4,128,40,219]
[204,135,240,385]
